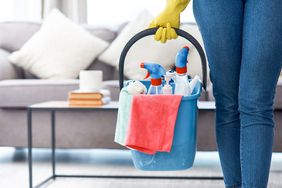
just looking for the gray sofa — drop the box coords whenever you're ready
[0,22,282,151]
[0,22,123,149]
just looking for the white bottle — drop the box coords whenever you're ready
[174,73,191,96]
[163,74,173,95]
[148,84,163,95]
[189,75,201,93]
[174,46,192,96]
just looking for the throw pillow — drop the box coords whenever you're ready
[9,9,109,79]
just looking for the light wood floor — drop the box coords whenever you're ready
[0,148,282,188]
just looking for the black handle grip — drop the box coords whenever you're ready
[118,27,207,91]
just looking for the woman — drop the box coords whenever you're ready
[150,0,282,187]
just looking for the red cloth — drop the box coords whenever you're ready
[125,95,182,154]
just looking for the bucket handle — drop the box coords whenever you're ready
[118,27,207,91]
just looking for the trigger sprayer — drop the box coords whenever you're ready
[174,46,192,96]
[140,62,166,95]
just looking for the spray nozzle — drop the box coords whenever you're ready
[175,46,190,74]
[140,62,166,80]
[140,63,150,79]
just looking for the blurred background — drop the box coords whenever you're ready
[0,1,282,188]
[0,0,195,27]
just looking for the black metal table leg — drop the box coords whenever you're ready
[27,106,223,187]
[51,110,56,179]
[28,108,33,188]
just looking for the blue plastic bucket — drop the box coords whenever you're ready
[129,80,202,171]
[118,28,207,171]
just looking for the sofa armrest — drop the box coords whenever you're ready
[0,49,22,80]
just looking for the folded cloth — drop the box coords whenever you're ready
[125,95,182,154]
[114,87,133,146]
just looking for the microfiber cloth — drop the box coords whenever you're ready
[114,87,133,146]
[125,95,182,154]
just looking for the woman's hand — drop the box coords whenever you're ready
[149,0,190,43]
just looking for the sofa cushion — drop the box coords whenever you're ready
[84,26,117,43]
[0,79,79,107]
[0,22,117,53]
[98,10,153,69]
[87,59,115,81]
[207,78,282,109]
[9,10,109,79]
[0,22,40,52]
[275,78,282,109]
[0,21,117,79]
[0,49,23,80]
[23,71,38,79]
[102,80,120,101]
[0,79,120,108]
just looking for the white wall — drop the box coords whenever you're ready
[87,0,195,28]
[0,0,196,26]
[0,0,41,22]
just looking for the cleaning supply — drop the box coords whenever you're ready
[166,69,176,79]
[149,0,190,43]
[189,75,201,93]
[163,71,175,95]
[114,87,133,146]
[125,95,182,154]
[140,62,166,95]
[117,22,208,171]
[174,46,191,96]
[127,80,147,95]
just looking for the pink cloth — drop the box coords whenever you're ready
[125,95,182,154]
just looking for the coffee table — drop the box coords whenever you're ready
[27,101,221,188]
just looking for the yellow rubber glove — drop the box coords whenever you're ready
[149,0,190,43]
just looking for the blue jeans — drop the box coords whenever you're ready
[193,0,282,187]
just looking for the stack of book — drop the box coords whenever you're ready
[68,89,111,107]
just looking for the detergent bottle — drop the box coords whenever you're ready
[174,46,192,96]
[140,62,166,95]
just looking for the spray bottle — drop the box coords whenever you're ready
[140,62,166,95]
[163,71,175,95]
[174,46,192,96]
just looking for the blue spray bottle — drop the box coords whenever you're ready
[140,62,166,95]
[174,46,192,96]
